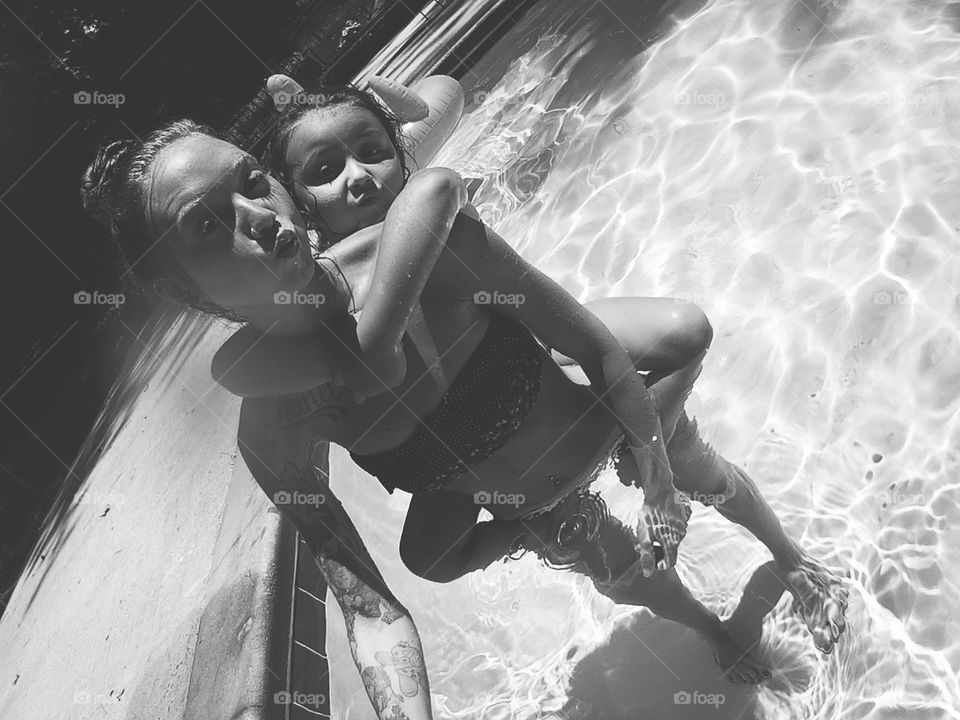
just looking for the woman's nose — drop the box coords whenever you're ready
[234,195,277,247]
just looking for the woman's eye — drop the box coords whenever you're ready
[200,215,221,235]
[362,146,384,160]
[200,216,219,236]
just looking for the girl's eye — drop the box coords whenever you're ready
[362,146,384,160]
[313,165,339,184]
[245,170,269,196]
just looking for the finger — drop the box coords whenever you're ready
[637,538,656,577]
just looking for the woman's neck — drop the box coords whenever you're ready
[241,261,349,337]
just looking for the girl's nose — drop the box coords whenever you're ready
[344,157,376,196]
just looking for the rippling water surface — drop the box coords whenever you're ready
[329,0,960,717]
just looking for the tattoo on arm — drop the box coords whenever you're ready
[240,397,429,718]
[272,383,349,427]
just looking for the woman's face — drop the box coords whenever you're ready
[146,134,315,310]
[283,104,405,238]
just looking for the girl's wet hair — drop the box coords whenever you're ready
[80,119,245,322]
[263,83,410,249]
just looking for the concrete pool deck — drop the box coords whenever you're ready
[0,312,331,720]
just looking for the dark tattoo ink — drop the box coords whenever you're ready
[375,641,428,697]
[273,383,349,427]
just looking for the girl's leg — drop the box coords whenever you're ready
[664,414,849,654]
[553,297,713,371]
[532,501,769,684]
[576,297,848,654]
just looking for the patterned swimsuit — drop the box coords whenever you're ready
[349,310,544,494]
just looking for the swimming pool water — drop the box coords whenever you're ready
[328,0,960,717]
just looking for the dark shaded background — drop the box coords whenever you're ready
[0,0,395,613]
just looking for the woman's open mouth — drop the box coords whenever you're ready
[274,232,300,259]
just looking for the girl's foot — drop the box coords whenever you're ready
[704,621,772,684]
[782,554,849,654]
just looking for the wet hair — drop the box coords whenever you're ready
[80,119,246,322]
[262,83,410,250]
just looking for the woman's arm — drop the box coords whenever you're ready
[212,324,341,398]
[238,405,433,719]
[354,168,470,393]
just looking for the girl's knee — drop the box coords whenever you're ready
[671,301,714,359]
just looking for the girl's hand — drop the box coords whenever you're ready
[616,444,690,575]
[638,490,692,576]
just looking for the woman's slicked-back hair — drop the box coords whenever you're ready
[80,119,245,322]
[262,83,410,249]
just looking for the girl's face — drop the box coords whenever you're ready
[146,134,315,310]
[283,104,405,239]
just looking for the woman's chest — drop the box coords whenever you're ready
[259,298,491,454]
